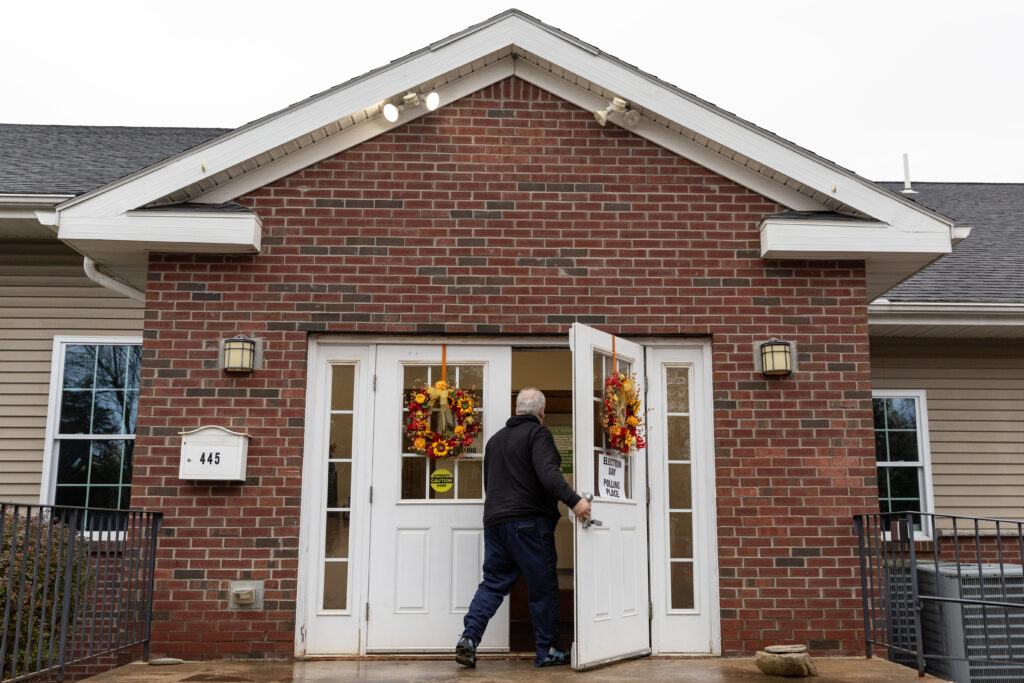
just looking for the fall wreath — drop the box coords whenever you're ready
[405,379,482,459]
[600,372,646,455]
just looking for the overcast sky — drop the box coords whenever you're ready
[3,1,1022,183]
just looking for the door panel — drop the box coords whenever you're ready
[365,345,511,652]
[570,323,651,669]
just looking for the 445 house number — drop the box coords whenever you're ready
[199,452,222,465]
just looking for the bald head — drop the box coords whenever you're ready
[516,388,546,419]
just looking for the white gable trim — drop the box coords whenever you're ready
[54,11,956,244]
[759,217,951,260]
[59,210,262,254]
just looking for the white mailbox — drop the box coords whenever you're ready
[179,426,249,481]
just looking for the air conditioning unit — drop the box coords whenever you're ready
[917,563,1024,683]
[882,559,918,669]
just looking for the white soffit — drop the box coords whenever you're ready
[54,10,958,245]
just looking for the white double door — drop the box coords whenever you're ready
[297,331,717,663]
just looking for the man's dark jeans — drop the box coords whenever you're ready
[462,517,560,665]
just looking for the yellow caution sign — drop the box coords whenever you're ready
[430,468,454,493]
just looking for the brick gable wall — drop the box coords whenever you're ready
[132,76,878,658]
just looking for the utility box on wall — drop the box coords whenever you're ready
[179,426,249,481]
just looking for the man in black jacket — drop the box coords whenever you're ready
[456,387,591,668]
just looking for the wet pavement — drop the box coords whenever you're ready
[85,656,941,682]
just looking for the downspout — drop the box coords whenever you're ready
[83,257,146,303]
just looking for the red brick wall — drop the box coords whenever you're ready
[132,76,878,658]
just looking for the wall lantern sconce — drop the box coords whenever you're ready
[222,335,257,373]
[759,338,793,377]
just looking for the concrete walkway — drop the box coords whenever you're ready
[85,656,941,682]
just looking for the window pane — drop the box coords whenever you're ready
[329,414,354,459]
[89,440,124,485]
[57,441,90,484]
[60,391,92,434]
[323,561,348,610]
[877,468,889,498]
[872,398,886,429]
[459,458,483,499]
[331,365,355,411]
[87,486,119,510]
[670,562,695,609]
[457,365,483,391]
[326,461,352,508]
[665,367,689,413]
[402,457,427,499]
[888,467,921,500]
[325,511,350,558]
[55,486,86,508]
[593,351,606,394]
[887,432,919,462]
[125,390,138,434]
[429,459,456,500]
[126,346,142,390]
[95,346,128,389]
[874,431,888,462]
[667,416,691,461]
[63,345,96,389]
[669,512,693,558]
[92,390,127,434]
[668,463,691,509]
[885,398,917,430]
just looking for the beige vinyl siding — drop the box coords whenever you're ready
[871,338,1024,521]
[0,240,143,503]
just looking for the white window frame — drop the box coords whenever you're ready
[39,335,144,506]
[872,389,935,541]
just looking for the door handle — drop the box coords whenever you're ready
[580,492,603,529]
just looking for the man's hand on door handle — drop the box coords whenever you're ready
[572,496,592,521]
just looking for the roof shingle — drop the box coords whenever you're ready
[877,182,1024,302]
[0,123,229,195]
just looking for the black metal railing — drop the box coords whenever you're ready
[1,503,162,682]
[855,511,1024,681]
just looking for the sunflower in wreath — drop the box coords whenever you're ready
[406,379,482,459]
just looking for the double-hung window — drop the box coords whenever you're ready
[43,338,142,513]
[872,390,934,537]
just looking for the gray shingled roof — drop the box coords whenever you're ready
[877,182,1024,302]
[0,124,228,195]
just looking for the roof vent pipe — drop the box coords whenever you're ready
[901,153,917,194]
[83,257,146,303]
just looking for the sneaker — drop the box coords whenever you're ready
[537,646,569,667]
[455,635,477,668]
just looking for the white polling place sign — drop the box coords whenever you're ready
[179,426,249,481]
[598,452,625,499]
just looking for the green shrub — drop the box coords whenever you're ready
[1,509,89,680]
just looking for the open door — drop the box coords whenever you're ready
[570,323,651,669]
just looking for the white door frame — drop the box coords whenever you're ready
[296,335,719,656]
[646,342,720,654]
